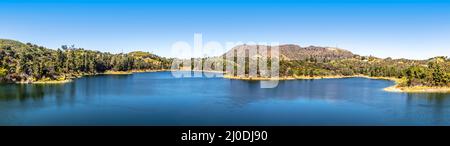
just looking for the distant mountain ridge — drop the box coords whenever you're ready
[223,44,355,61]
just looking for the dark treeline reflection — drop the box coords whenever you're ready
[0,82,77,124]
[0,83,75,103]
[227,78,394,106]
[404,93,450,124]
[406,93,450,105]
[0,74,139,101]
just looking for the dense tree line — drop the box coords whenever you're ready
[400,57,450,87]
[194,54,450,87]
[0,39,171,82]
[277,56,449,87]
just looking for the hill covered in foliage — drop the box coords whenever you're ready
[201,44,450,88]
[0,39,172,83]
[1,39,449,89]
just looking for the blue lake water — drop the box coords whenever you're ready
[1,71,450,125]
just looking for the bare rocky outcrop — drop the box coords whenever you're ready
[223,44,354,61]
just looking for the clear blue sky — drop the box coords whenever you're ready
[1,0,449,59]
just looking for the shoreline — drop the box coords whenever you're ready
[14,69,171,84]
[223,74,400,81]
[101,70,133,75]
[132,69,170,73]
[222,74,447,93]
[10,70,450,93]
[100,69,174,75]
[383,85,450,93]
[17,79,73,84]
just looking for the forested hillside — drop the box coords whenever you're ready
[0,39,171,83]
[205,44,450,88]
[1,39,449,88]
[277,56,450,87]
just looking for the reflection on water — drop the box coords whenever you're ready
[0,72,450,125]
[0,84,75,103]
[404,93,450,124]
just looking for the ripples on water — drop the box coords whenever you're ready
[0,71,449,125]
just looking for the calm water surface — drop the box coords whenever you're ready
[1,71,450,125]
